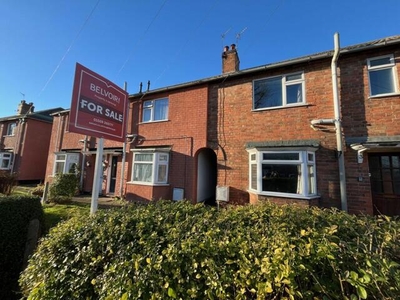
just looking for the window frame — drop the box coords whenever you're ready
[247,148,317,199]
[142,98,169,123]
[253,72,305,110]
[0,152,13,170]
[131,150,170,185]
[6,122,17,136]
[52,152,80,175]
[367,54,398,97]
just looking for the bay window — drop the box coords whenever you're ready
[53,153,79,175]
[0,152,13,170]
[131,150,169,184]
[248,149,316,198]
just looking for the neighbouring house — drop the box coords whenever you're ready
[0,100,64,183]
[44,109,128,195]
[45,34,400,216]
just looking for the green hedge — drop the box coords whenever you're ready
[0,195,44,300]
[20,201,400,299]
[48,173,79,203]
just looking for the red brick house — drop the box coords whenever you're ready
[128,35,400,216]
[45,34,400,216]
[44,109,128,195]
[0,100,64,182]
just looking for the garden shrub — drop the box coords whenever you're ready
[48,173,79,203]
[0,171,18,195]
[20,201,400,299]
[0,195,44,300]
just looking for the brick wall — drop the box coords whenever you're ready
[208,58,343,208]
[126,85,208,202]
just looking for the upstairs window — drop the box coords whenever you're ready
[131,150,169,184]
[368,55,398,96]
[0,152,13,170]
[53,153,79,175]
[142,98,169,122]
[253,72,305,109]
[247,149,316,198]
[6,122,16,136]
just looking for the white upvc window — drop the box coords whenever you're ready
[53,153,80,175]
[131,151,169,184]
[247,149,317,198]
[367,54,398,97]
[0,152,13,170]
[142,98,169,122]
[6,122,16,136]
[253,72,305,109]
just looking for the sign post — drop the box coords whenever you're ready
[69,63,128,214]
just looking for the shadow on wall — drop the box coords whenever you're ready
[125,192,152,204]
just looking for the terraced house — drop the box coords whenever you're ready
[45,34,400,216]
[0,100,64,182]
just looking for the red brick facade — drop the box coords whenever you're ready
[0,102,63,182]
[43,36,400,216]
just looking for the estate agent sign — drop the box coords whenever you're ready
[69,63,128,142]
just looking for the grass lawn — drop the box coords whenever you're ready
[43,202,90,231]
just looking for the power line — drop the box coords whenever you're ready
[118,0,169,75]
[36,0,101,100]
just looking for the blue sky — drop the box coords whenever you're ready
[1,0,399,117]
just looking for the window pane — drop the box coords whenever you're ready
[254,77,282,109]
[392,156,399,168]
[286,73,302,81]
[381,156,390,168]
[56,154,66,161]
[370,69,395,95]
[308,153,314,162]
[308,165,315,194]
[262,164,299,193]
[154,99,168,121]
[135,153,153,162]
[54,162,65,174]
[251,164,257,190]
[157,164,167,182]
[263,153,299,160]
[250,154,256,161]
[143,108,151,122]
[159,154,168,161]
[143,101,153,108]
[1,159,10,169]
[370,57,392,67]
[286,83,303,104]
[133,163,152,182]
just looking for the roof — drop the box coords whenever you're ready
[130,35,400,99]
[0,107,65,123]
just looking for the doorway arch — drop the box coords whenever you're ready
[196,148,217,205]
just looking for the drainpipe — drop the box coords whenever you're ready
[332,32,348,212]
[119,82,128,198]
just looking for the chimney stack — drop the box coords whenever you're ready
[222,44,240,74]
[17,100,34,115]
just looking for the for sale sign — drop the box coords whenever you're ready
[68,63,128,142]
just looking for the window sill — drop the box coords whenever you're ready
[139,119,169,125]
[127,181,170,187]
[248,190,320,200]
[369,92,400,99]
[252,103,310,112]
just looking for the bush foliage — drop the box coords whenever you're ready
[20,201,400,299]
[0,171,18,195]
[0,195,44,300]
[48,173,79,203]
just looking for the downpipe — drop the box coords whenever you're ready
[332,33,348,212]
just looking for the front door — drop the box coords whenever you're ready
[368,153,400,216]
[109,156,118,194]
